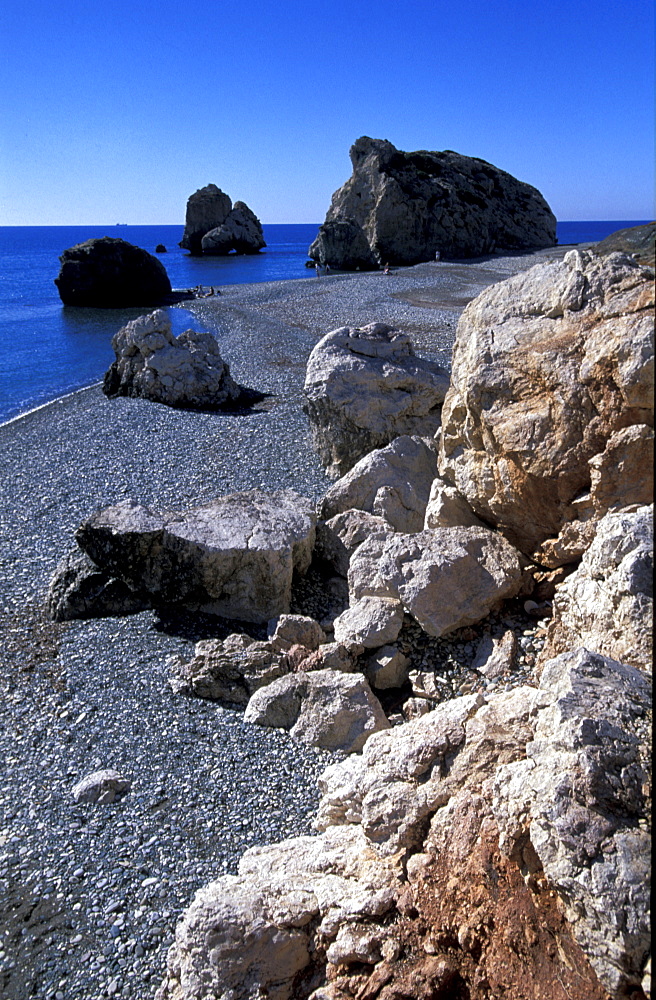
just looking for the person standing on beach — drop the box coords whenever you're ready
[315,262,321,277]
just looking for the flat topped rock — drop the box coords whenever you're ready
[75,490,316,623]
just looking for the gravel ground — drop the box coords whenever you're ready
[0,249,565,1000]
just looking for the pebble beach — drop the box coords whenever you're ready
[0,247,571,1000]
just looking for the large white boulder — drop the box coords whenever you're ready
[439,251,654,564]
[304,323,449,478]
[155,826,401,1000]
[348,525,526,636]
[103,310,243,410]
[75,490,316,623]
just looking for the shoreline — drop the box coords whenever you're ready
[0,243,578,1000]
[1,243,575,429]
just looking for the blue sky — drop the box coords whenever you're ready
[0,0,653,224]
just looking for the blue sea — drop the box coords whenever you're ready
[0,220,648,424]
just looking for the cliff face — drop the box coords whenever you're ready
[310,136,556,267]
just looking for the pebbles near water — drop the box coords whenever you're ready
[0,250,565,1000]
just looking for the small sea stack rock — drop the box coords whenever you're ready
[54,237,172,307]
[180,184,266,256]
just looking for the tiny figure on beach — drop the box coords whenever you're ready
[434,250,441,261]
[315,262,321,277]
[325,263,330,274]
[383,263,390,274]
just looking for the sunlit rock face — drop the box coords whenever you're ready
[309,135,556,268]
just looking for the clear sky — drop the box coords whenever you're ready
[0,0,653,225]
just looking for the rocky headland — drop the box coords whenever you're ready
[1,235,652,1000]
[309,137,557,269]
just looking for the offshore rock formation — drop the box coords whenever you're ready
[439,250,654,563]
[102,310,243,411]
[54,237,172,307]
[309,136,556,268]
[179,184,265,256]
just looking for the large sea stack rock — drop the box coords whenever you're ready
[102,309,242,410]
[438,249,654,564]
[309,136,556,268]
[73,491,316,623]
[54,237,172,307]
[180,185,265,256]
[303,322,450,477]
[179,184,232,254]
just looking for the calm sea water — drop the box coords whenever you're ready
[0,220,648,423]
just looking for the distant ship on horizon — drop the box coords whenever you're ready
[115,223,128,226]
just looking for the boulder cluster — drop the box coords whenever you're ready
[47,245,653,1000]
[309,136,557,269]
[179,184,265,256]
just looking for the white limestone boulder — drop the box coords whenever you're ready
[314,510,392,578]
[103,310,244,410]
[423,476,487,530]
[332,596,405,649]
[348,525,526,636]
[491,648,652,996]
[155,825,401,1000]
[169,634,288,704]
[304,323,449,478]
[268,614,327,652]
[318,435,439,532]
[244,669,390,753]
[439,250,654,564]
[538,504,653,673]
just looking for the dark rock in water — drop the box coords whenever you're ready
[592,221,655,267]
[309,136,557,269]
[46,548,152,621]
[201,201,266,255]
[180,184,232,254]
[180,184,266,256]
[155,243,167,253]
[54,237,172,307]
[308,218,377,271]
